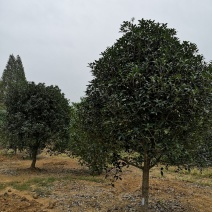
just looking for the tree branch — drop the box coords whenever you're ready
[120,157,144,170]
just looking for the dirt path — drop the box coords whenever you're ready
[0,153,211,211]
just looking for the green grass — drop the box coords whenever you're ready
[2,175,104,194]
[3,177,57,192]
[8,181,31,191]
[27,177,56,186]
[162,166,212,186]
[0,183,6,190]
[189,168,212,178]
[150,165,212,187]
[175,174,212,186]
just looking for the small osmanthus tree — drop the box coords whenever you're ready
[69,101,111,175]
[83,19,211,209]
[4,82,70,168]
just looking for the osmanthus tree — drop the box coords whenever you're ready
[69,101,112,175]
[4,82,70,168]
[163,63,211,171]
[82,19,211,210]
[163,109,212,171]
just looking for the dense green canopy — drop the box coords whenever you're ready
[4,82,70,168]
[2,55,26,98]
[79,19,211,209]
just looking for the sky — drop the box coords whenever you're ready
[0,0,211,103]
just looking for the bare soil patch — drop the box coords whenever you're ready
[0,152,211,211]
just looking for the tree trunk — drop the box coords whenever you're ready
[141,151,150,211]
[30,147,38,169]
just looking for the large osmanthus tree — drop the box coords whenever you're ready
[81,19,211,209]
[4,82,70,168]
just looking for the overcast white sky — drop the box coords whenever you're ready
[0,0,211,102]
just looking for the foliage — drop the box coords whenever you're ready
[163,62,212,169]
[82,19,211,208]
[85,18,210,168]
[0,80,4,104]
[4,82,70,168]
[1,55,27,99]
[0,105,6,147]
[163,126,212,170]
[0,55,27,148]
[69,101,111,175]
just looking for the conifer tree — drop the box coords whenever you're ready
[15,55,26,83]
[1,54,27,98]
[0,80,3,105]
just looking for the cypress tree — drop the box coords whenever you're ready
[1,54,27,98]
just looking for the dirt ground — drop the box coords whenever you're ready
[0,152,211,212]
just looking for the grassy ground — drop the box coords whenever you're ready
[0,150,211,211]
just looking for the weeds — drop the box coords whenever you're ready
[3,177,57,192]
[160,166,212,186]
[1,175,104,194]
[27,177,56,186]
[8,181,31,191]
[0,183,6,190]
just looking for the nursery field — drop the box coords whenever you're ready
[0,151,211,212]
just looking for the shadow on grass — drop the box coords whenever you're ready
[16,166,92,177]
